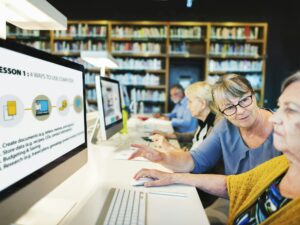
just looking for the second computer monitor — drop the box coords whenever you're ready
[95,76,123,140]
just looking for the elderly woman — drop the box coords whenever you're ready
[129,74,281,224]
[133,71,300,225]
[129,74,280,175]
[151,81,219,152]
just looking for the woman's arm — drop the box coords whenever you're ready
[129,144,195,172]
[134,168,228,199]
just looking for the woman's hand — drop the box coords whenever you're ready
[128,144,164,163]
[151,130,176,139]
[150,134,173,151]
[133,168,175,187]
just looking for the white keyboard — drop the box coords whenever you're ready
[97,188,147,225]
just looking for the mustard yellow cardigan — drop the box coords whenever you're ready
[226,155,300,225]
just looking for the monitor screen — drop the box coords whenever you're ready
[0,39,87,224]
[95,76,123,140]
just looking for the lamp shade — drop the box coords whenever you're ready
[80,51,118,69]
[5,0,67,30]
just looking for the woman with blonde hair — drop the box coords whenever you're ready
[151,81,219,152]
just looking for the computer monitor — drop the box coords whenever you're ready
[91,76,123,143]
[0,39,87,225]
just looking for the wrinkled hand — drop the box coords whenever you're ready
[150,134,172,151]
[128,144,164,163]
[151,130,176,139]
[133,168,174,187]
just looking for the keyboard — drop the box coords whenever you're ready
[97,188,147,225]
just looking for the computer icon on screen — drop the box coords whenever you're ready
[35,99,49,116]
[0,38,87,225]
[90,76,123,143]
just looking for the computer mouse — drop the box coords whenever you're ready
[131,177,155,186]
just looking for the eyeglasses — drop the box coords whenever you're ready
[220,95,253,116]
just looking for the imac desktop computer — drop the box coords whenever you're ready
[90,76,123,145]
[0,39,87,225]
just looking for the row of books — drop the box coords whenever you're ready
[169,42,190,54]
[142,105,162,114]
[209,60,263,72]
[111,42,162,54]
[86,89,97,101]
[211,26,260,40]
[130,88,165,102]
[170,27,202,39]
[131,103,162,114]
[18,41,50,52]
[6,27,42,37]
[208,74,262,89]
[115,58,163,70]
[54,24,107,37]
[85,72,97,85]
[54,41,106,53]
[110,73,161,86]
[210,43,260,57]
[111,26,167,38]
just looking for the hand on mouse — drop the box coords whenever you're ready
[133,168,175,187]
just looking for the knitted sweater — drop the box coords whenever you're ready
[226,155,300,225]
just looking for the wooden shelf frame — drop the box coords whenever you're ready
[6,21,268,111]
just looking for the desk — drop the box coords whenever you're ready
[16,114,210,225]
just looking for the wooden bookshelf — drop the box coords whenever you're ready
[207,22,268,106]
[6,21,268,111]
[6,24,51,52]
[109,21,168,113]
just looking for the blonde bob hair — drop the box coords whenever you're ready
[185,81,213,109]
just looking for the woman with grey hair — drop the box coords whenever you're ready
[129,74,281,224]
[132,72,300,225]
[130,74,280,177]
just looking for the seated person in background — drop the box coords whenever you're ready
[132,71,300,225]
[151,81,220,152]
[153,84,198,133]
[130,74,281,224]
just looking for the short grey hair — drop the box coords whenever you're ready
[212,74,254,105]
[281,71,300,92]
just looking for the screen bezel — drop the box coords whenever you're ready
[99,76,123,130]
[0,38,88,202]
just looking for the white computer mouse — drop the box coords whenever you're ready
[131,177,155,186]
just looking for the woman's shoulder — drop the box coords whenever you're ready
[213,117,237,134]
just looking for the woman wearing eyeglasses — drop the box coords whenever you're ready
[129,74,281,224]
[132,72,300,225]
[130,74,280,177]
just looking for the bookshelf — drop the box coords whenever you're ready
[52,21,109,107]
[109,21,168,113]
[168,22,208,59]
[6,21,268,111]
[207,23,268,106]
[6,24,51,52]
